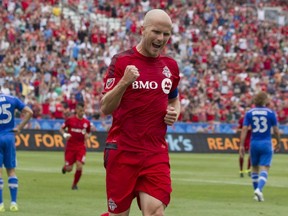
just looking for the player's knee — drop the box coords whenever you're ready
[142,203,165,216]
[66,166,73,172]
[144,208,165,216]
[76,162,83,170]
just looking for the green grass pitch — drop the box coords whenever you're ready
[1,151,287,215]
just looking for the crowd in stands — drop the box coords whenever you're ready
[0,0,288,126]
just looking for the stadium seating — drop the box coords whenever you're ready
[0,0,287,133]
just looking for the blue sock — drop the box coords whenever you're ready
[0,178,3,204]
[251,172,258,190]
[258,170,268,192]
[8,176,18,203]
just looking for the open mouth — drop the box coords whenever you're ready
[152,43,161,49]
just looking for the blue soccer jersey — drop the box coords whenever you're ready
[0,93,26,168]
[0,94,26,134]
[243,107,278,166]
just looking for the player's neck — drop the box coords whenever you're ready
[76,115,83,119]
[136,44,144,56]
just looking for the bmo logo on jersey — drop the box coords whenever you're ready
[131,79,172,94]
[132,81,158,89]
[131,66,173,94]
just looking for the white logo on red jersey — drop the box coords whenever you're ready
[105,78,115,89]
[108,198,117,211]
[132,81,158,89]
[161,78,172,94]
[131,66,173,94]
[162,66,172,78]
[82,123,88,134]
[131,78,172,94]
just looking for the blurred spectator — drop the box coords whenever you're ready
[0,0,287,127]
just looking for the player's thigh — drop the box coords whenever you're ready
[259,147,273,166]
[139,192,165,216]
[105,149,142,213]
[136,153,172,207]
[76,148,86,164]
[1,135,16,169]
[65,149,77,166]
[250,143,261,166]
[0,141,4,168]
[251,142,272,166]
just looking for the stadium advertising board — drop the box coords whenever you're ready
[16,130,288,153]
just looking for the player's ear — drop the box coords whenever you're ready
[139,25,144,35]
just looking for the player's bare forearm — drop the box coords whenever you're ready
[101,65,140,115]
[59,127,65,135]
[14,106,33,132]
[273,126,281,151]
[59,127,71,139]
[85,133,90,140]
[100,80,128,115]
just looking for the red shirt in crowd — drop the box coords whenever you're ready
[54,102,64,119]
[41,100,51,118]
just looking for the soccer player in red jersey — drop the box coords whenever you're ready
[100,9,181,216]
[60,102,91,190]
[238,108,251,178]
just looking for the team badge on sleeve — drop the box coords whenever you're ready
[105,78,115,89]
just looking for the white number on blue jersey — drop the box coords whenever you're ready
[0,103,12,124]
[252,116,268,133]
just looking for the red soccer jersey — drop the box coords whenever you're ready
[102,47,180,152]
[238,117,251,149]
[61,116,91,150]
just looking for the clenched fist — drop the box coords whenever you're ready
[164,106,178,126]
[121,65,140,85]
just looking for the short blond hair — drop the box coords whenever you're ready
[253,91,268,106]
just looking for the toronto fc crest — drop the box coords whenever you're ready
[162,66,171,78]
[108,198,117,211]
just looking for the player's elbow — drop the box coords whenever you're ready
[24,107,33,118]
[100,105,112,116]
[100,98,114,116]
[28,109,33,116]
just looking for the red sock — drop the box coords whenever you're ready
[100,213,109,216]
[247,156,251,170]
[239,157,244,171]
[73,170,82,186]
